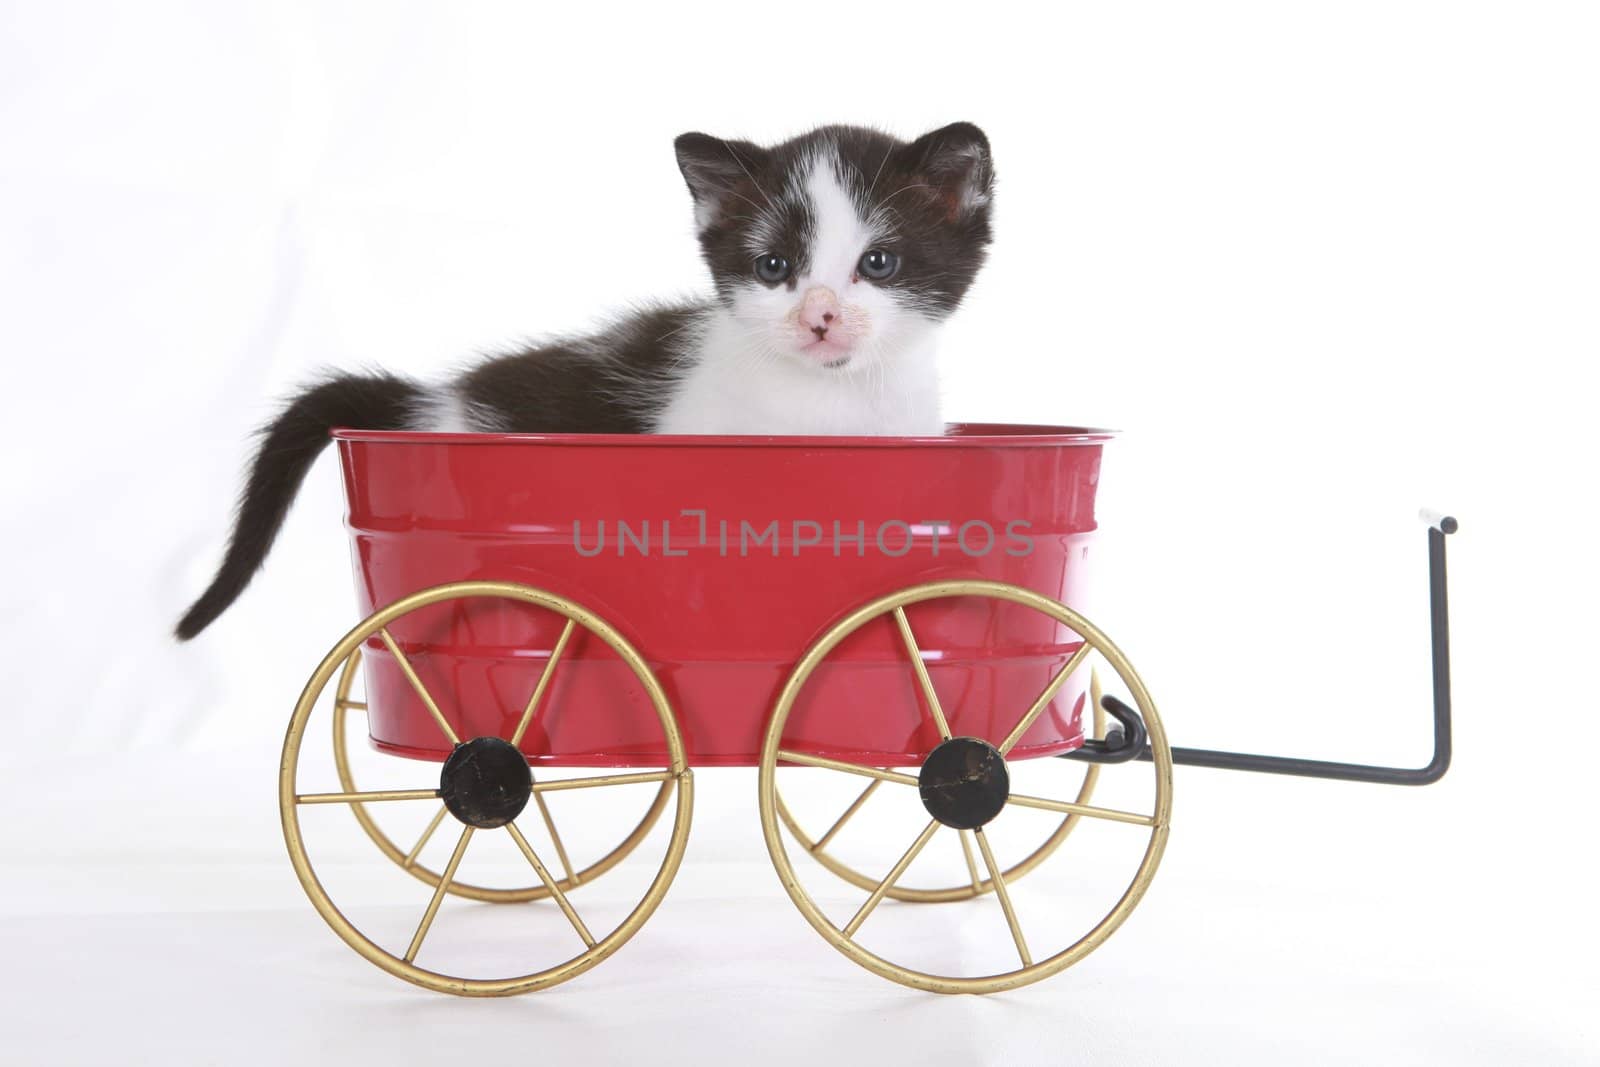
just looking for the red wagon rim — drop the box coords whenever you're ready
[329,422,1117,448]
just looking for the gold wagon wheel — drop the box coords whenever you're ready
[330,648,673,903]
[758,579,1172,995]
[773,687,1106,903]
[280,580,694,997]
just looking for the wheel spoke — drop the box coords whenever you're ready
[378,627,460,746]
[296,788,439,805]
[403,805,450,868]
[530,770,676,794]
[974,828,1032,966]
[892,607,952,740]
[510,618,576,748]
[958,829,983,893]
[404,824,474,962]
[776,750,920,787]
[996,640,1095,756]
[505,822,596,948]
[812,780,882,853]
[842,819,941,938]
[1006,790,1156,827]
[532,793,578,885]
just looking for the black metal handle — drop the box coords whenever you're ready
[1419,508,1458,535]
[1067,695,1147,764]
[1062,511,1456,786]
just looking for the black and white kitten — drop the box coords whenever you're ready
[175,122,995,640]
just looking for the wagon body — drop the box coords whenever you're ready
[335,424,1111,767]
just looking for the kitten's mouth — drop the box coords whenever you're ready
[800,337,854,368]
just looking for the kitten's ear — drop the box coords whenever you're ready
[899,122,994,220]
[674,132,768,230]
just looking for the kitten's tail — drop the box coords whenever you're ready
[174,372,422,641]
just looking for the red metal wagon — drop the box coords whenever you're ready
[279,424,1455,996]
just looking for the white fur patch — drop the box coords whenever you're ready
[654,312,944,436]
[692,199,720,233]
[411,385,475,433]
[799,152,883,288]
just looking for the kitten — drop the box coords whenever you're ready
[175,122,995,640]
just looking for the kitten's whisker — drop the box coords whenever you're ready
[722,144,780,215]
[875,182,934,209]
[865,146,893,204]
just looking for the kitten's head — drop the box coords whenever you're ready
[674,123,993,370]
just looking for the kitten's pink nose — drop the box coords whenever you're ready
[799,287,840,337]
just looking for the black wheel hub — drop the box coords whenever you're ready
[917,736,1010,830]
[439,736,533,829]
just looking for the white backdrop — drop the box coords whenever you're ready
[2,2,1596,1064]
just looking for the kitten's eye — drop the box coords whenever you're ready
[857,249,900,281]
[754,254,792,285]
